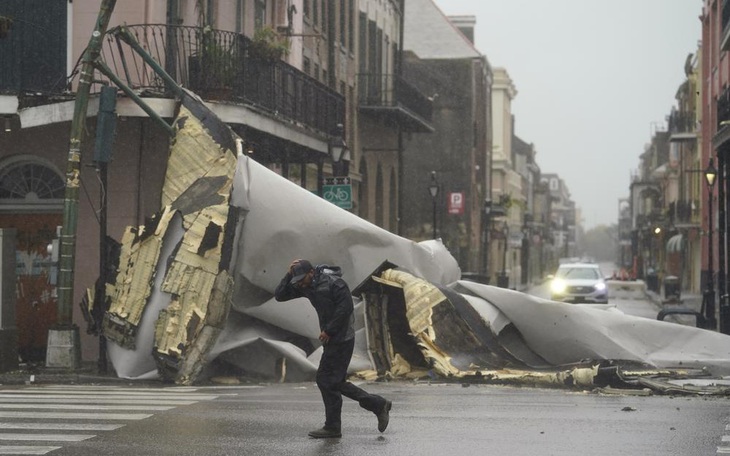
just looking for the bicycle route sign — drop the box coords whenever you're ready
[323,177,352,209]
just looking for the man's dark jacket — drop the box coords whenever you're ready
[274,264,355,343]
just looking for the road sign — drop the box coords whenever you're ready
[323,177,352,209]
[448,192,465,215]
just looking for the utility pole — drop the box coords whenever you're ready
[48,0,117,369]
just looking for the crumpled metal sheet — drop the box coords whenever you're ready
[96,89,730,393]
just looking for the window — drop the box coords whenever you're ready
[0,158,65,209]
[340,0,346,45]
[303,57,311,76]
[255,0,266,30]
[313,0,319,26]
[236,0,244,33]
[348,0,354,51]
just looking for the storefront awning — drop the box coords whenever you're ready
[666,234,683,253]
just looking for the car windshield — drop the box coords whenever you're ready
[556,267,600,280]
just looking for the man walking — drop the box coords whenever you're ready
[275,259,392,438]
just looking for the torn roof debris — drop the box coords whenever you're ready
[89,91,730,396]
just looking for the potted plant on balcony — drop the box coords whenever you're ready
[0,16,13,39]
[248,26,290,61]
[188,26,237,98]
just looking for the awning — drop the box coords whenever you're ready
[666,234,683,253]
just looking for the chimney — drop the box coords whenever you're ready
[448,15,476,44]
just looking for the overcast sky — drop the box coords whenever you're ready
[431,0,702,230]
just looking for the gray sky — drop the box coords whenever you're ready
[432,0,702,229]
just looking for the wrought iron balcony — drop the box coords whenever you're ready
[357,73,433,133]
[669,199,698,227]
[667,110,696,141]
[719,86,730,131]
[100,24,344,137]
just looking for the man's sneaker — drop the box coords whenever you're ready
[308,427,342,439]
[376,400,392,432]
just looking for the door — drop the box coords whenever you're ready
[0,156,65,362]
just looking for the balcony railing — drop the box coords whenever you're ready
[719,86,730,130]
[357,73,433,132]
[100,24,344,137]
[669,199,697,226]
[667,110,696,139]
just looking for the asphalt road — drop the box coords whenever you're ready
[2,277,723,455]
[1,382,723,456]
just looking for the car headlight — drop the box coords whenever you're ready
[551,279,567,294]
[594,282,607,291]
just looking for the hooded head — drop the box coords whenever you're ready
[290,259,314,286]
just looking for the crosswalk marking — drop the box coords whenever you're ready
[0,434,94,442]
[0,385,221,455]
[0,411,152,420]
[0,423,123,431]
[0,404,173,411]
[0,391,218,400]
[0,397,196,405]
[0,446,61,455]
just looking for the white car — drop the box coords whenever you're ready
[549,263,608,304]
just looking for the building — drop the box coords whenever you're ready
[0,0,354,363]
[400,0,493,276]
[703,0,730,332]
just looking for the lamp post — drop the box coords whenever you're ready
[499,223,509,288]
[484,199,492,279]
[329,123,349,177]
[704,158,718,330]
[428,171,439,239]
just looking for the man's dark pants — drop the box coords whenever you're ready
[317,338,386,430]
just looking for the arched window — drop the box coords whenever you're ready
[0,157,64,212]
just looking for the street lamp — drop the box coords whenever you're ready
[329,123,349,177]
[428,171,439,239]
[484,199,492,279]
[704,158,718,330]
[499,223,509,288]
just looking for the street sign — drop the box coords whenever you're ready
[448,192,465,215]
[323,177,352,209]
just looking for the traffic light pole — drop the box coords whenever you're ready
[48,0,117,369]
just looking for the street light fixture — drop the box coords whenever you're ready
[704,158,718,330]
[329,123,349,177]
[428,171,439,239]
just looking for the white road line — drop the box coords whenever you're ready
[723,435,730,442]
[0,412,152,420]
[0,390,218,399]
[0,397,195,405]
[0,423,123,431]
[0,434,95,442]
[36,386,199,392]
[717,446,730,454]
[0,393,212,401]
[0,446,61,455]
[0,404,173,411]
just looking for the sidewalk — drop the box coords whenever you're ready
[0,361,145,386]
